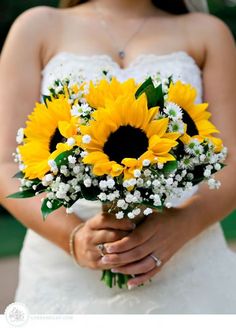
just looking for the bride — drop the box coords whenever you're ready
[0,0,236,314]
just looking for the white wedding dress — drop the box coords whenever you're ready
[14,51,236,314]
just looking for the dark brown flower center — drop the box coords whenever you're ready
[182,110,198,136]
[103,125,148,164]
[49,128,66,153]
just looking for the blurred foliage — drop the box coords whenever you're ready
[208,0,236,37]
[221,211,236,240]
[0,0,59,51]
[0,0,235,257]
[0,208,26,258]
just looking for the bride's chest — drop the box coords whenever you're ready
[41,51,203,103]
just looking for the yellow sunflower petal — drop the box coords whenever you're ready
[58,120,77,138]
[85,77,138,109]
[121,158,139,168]
[83,151,109,165]
[110,162,124,177]
[157,153,176,163]
[139,150,156,163]
[93,160,123,177]
[18,142,50,179]
[146,118,169,138]
[180,133,191,144]
[197,120,220,135]
[19,95,76,179]
[80,79,179,174]
[206,136,223,152]
[163,132,181,140]
[49,143,73,162]
[149,135,178,154]
[168,81,197,111]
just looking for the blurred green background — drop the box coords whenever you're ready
[0,0,235,258]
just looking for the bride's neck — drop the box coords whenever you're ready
[91,0,157,17]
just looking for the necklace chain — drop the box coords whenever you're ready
[93,2,149,59]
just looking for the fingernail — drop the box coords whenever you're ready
[128,284,137,290]
[105,246,114,254]
[111,268,119,273]
[131,223,136,229]
[101,256,110,263]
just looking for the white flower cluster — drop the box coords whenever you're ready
[17,136,226,219]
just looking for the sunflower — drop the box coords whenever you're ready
[80,93,179,180]
[85,77,138,108]
[18,95,80,179]
[167,81,223,151]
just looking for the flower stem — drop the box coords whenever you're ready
[101,270,131,288]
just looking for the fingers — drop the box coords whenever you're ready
[104,216,156,253]
[89,212,136,231]
[102,234,157,266]
[77,249,115,271]
[74,216,135,271]
[111,255,156,275]
[92,229,129,244]
[81,229,130,271]
[127,266,161,289]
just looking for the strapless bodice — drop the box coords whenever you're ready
[41,51,203,103]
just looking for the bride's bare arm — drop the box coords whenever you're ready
[0,7,83,254]
[0,7,134,261]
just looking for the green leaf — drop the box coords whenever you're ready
[30,178,42,185]
[141,201,164,212]
[152,84,164,108]
[102,270,113,288]
[191,176,205,186]
[135,77,164,108]
[41,198,63,220]
[7,189,36,199]
[42,95,52,106]
[135,77,154,99]
[144,85,159,108]
[117,273,124,289]
[163,161,178,173]
[80,185,100,201]
[219,163,226,169]
[54,149,74,168]
[190,163,226,186]
[54,79,61,87]
[101,270,106,281]
[12,171,25,179]
[167,75,173,87]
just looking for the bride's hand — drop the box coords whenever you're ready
[73,212,135,270]
[102,208,194,288]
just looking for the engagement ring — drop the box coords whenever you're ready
[97,243,106,257]
[150,254,162,267]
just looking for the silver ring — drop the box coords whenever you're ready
[97,243,105,257]
[150,254,162,267]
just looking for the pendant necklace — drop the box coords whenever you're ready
[93,2,149,60]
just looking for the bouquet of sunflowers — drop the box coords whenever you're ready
[9,73,227,288]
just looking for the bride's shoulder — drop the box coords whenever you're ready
[183,12,233,43]
[184,12,230,30]
[8,6,59,45]
[12,5,92,32]
[178,12,234,58]
[12,6,57,28]
[5,6,66,60]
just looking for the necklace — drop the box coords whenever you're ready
[93,2,149,60]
